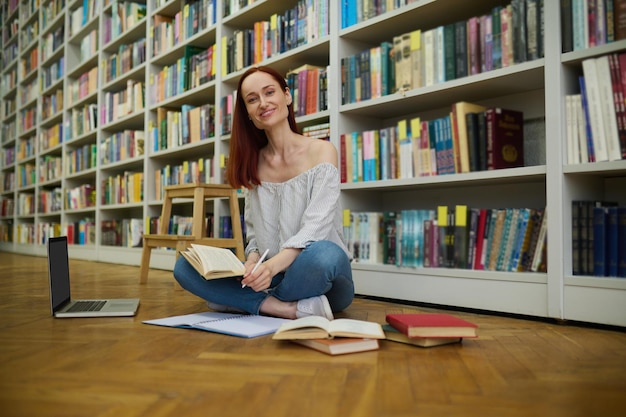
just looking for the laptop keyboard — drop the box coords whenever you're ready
[66,300,106,312]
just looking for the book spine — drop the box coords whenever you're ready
[592,206,608,277]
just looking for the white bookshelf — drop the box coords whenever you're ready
[0,0,625,326]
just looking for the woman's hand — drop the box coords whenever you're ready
[241,260,272,292]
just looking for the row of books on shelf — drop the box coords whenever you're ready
[101,80,145,126]
[16,163,36,188]
[286,64,329,117]
[565,52,626,164]
[69,103,98,139]
[154,157,220,200]
[222,0,258,17]
[340,104,524,183]
[341,0,418,28]
[344,205,547,273]
[22,79,38,106]
[150,44,214,103]
[20,48,39,78]
[17,137,35,160]
[20,108,37,132]
[101,171,143,205]
[38,187,63,214]
[561,0,626,53]
[40,122,63,151]
[68,67,97,105]
[40,154,62,182]
[102,37,146,85]
[1,172,15,192]
[302,122,330,140]
[221,0,329,75]
[41,57,64,91]
[21,17,39,46]
[65,184,96,210]
[0,197,14,217]
[17,193,35,216]
[69,0,101,37]
[66,219,96,245]
[152,104,215,152]
[102,218,142,247]
[102,1,146,45]
[572,200,626,278]
[152,0,216,56]
[100,130,144,165]
[79,29,98,62]
[146,213,246,241]
[2,147,16,167]
[185,45,217,89]
[12,218,138,246]
[66,143,96,175]
[41,26,64,63]
[41,0,64,30]
[42,89,64,121]
[341,0,542,104]
[0,221,12,242]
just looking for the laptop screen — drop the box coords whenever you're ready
[48,236,71,313]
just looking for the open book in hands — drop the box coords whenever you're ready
[272,316,386,340]
[180,244,245,280]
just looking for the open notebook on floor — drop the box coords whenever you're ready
[47,236,140,318]
[143,312,290,338]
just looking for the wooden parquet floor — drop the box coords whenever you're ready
[1,251,626,417]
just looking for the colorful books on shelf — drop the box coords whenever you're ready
[341,1,543,100]
[565,52,626,163]
[286,64,329,116]
[339,104,525,183]
[343,206,547,272]
[561,0,626,52]
[385,313,478,339]
[222,1,329,74]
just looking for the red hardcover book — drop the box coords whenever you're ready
[485,107,524,170]
[386,313,478,338]
[473,208,489,270]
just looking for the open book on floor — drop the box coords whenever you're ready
[180,244,245,280]
[272,316,385,340]
[382,324,462,348]
[385,313,478,339]
[144,312,289,338]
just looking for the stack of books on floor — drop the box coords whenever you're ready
[272,312,479,355]
[383,313,479,348]
[272,316,385,356]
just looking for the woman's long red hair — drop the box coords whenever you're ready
[225,66,299,189]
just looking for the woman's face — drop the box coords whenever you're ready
[240,71,292,130]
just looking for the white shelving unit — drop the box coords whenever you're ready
[0,0,625,327]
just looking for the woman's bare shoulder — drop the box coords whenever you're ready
[308,138,338,166]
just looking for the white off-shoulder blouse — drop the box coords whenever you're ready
[244,162,350,259]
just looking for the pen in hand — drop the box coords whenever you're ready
[242,248,269,288]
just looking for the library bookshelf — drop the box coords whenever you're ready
[1,0,625,327]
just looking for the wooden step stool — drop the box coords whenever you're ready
[139,183,245,284]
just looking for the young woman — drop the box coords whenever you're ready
[173,66,354,320]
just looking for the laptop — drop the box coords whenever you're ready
[48,236,140,318]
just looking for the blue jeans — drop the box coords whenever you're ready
[173,240,354,314]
